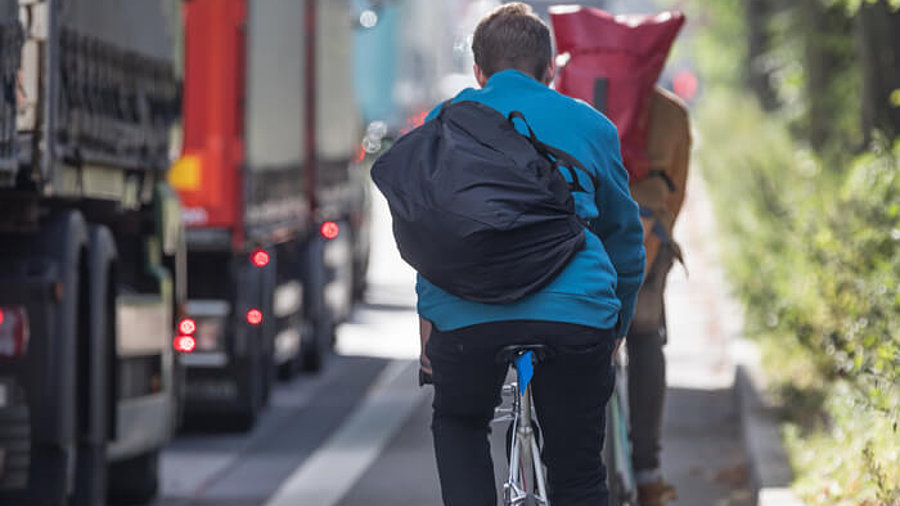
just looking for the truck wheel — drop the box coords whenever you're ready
[278,351,301,380]
[72,444,106,506]
[352,257,369,301]
[300,311,333,372]
[108,450,159,504]
[231,386,261,432]
[29,446,69,505]
[277,320,309,380]
[228,353,265,431]
[27,211,88,505]
[74,226,116,506]
[299,335,322,372]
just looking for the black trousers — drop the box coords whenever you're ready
[426,320,617,506]
[626,246,675,473]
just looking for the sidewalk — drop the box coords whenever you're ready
[658,170,754,506]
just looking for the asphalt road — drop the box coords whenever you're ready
[154,172,753,506]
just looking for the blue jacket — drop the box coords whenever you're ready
[416,70,645,335]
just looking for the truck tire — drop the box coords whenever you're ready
[231,359,264,432]
[300,236,332,372]
[27,210,88,506]
[28,446,69,505]
[260,250,277,404]
[300,309,333,372]
[299,332,323,372]
[73,226,117,506]
[107,450,159,504]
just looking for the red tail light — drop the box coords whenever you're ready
[320,221,340,240]
[354,144,366,163]
[0,306,31,358]
[246,309,263,325]
[178,318,197,335]
[251,248,270,267]
[174,335,197,353]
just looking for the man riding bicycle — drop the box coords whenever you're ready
[412,4,645,505]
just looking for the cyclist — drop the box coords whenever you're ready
[626,86,691,506]
[415,4,645,505]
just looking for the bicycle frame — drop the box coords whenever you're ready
[605,346,638,505]
[495,350,550,506]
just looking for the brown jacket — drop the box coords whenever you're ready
[629,87,691,273]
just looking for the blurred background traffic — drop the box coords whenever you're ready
[0,0,897,505]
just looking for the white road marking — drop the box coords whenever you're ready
[263,359,427,506]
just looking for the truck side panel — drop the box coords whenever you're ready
[0,0,17,181]
[176,0,245,230]
[316,0,359,165]
[16,0,178,192]
[243,0,308,241]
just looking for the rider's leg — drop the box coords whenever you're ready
[626,247,676,503]
[530,323,617,506]
[626,321,666,473]
[427,322,516,506]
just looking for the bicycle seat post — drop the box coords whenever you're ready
[497,345,551,505]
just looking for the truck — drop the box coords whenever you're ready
[171,0,371,430]
[353,0,477,149]
[0,0,182,504]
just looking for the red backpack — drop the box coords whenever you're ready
[550,7,684,182]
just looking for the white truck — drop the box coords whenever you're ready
[0,0,182,504]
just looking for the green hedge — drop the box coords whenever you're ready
[696,89,900,505]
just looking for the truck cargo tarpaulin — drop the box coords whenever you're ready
[550,6,684,181]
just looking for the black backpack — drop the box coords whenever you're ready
[371,100,597,304]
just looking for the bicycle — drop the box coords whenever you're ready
[490,343,636,506]
[493,345,552,506]
[604,345,638,505]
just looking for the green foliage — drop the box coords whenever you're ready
[784,383,900,505]
[828,0,900,15]
[696,89,900,505]
[681,0,746,88]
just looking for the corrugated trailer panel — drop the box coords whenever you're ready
[55,0,178,171]
[16,0,179,190]
[0,0,17,182]
[245,0,306,170]
[242,0,308,242]
[59,0,175,60]
[316,0,360,164]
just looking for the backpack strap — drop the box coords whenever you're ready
[639,206,686,270]
[507,111,599,194]
[648,168,677,192]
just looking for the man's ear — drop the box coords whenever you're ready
[474,63,488,88]
[542,59,557,86]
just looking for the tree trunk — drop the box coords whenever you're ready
[745,0,779,110]
[800,0,857,153]
[857,0,900,143]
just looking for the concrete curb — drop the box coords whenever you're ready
[733,338,805,506]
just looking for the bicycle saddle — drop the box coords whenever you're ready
[495,344,555,365]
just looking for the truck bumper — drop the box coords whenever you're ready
[181,357,255,417]
[0,405,30,492]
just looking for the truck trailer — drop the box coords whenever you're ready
[0,0,183,504]
[172,0,370,430]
